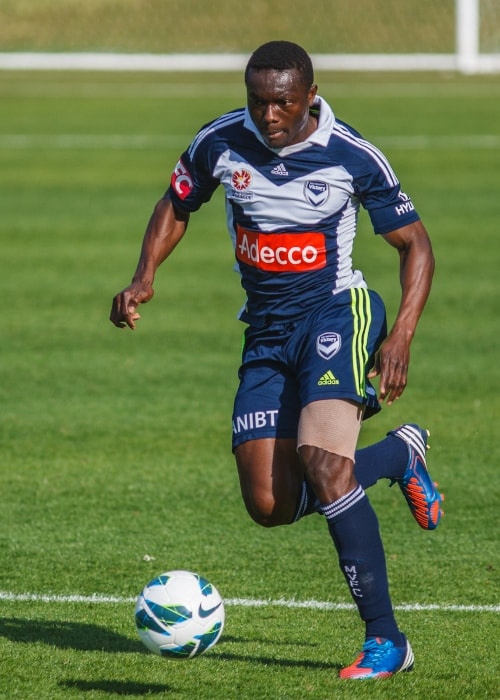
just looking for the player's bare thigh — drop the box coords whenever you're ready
[234,437,303,527]
[298,398,363,502]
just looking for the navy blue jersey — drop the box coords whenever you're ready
[166,96,419,325]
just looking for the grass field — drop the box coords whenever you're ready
[0,69,499,699]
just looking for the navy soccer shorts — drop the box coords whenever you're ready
[232,287,387,450]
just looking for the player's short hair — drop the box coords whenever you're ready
[245,41,314,88]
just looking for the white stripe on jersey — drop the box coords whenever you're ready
[212,148,354,231]
[334,201,361,292]
[333,122,399,188]
[188,109,245,158]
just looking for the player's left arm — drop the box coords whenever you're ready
[368,219,435,405]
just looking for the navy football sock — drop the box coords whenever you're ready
[354,435,408,489]
[320,486,404,645]
[292,479,320,521]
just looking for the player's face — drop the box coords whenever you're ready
[246,68,318,149]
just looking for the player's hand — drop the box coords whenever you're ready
[368,332,411,405]
[110,283,154,330]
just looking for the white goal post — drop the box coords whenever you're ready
[457,0,480,72]
[0,0,498,73]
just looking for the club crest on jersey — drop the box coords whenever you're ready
[304,180,329,207]
[316,332,342,360]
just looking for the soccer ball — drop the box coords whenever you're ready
[134,570,225,659]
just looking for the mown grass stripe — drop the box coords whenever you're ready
[1,134,499,149]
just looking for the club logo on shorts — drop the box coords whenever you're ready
[316,332,342,360]
[304,180,329,207]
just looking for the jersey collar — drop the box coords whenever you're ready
[243,96,335,156]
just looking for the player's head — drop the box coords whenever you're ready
[245,41,314,90]
[245,41,318,150]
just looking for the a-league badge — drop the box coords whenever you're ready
[316,332,342,360]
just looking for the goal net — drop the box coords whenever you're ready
[0,0,498,72]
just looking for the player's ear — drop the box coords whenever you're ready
[308,84,318,104]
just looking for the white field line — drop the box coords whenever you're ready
[0,591,498,613]
[3,52,499,74]
[0,52,455,72]
[0,134,499,150]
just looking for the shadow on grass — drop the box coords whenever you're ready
[215,650,340,671]
[0,617,145,652]
[216,635,341,671]
[0,620,341,674]
[59,680,172,695]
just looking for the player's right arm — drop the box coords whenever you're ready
[110,195,190,330]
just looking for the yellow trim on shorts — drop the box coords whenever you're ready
[350,288,371,398]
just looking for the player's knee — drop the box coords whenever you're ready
[243,492,292,528]
[299,444,356,503]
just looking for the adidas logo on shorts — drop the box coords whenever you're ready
[318,370,339,385]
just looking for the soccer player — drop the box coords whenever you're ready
[110,41,443,679]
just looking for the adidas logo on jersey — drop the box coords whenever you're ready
[318,370,339,386]
[270,163,289,176]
